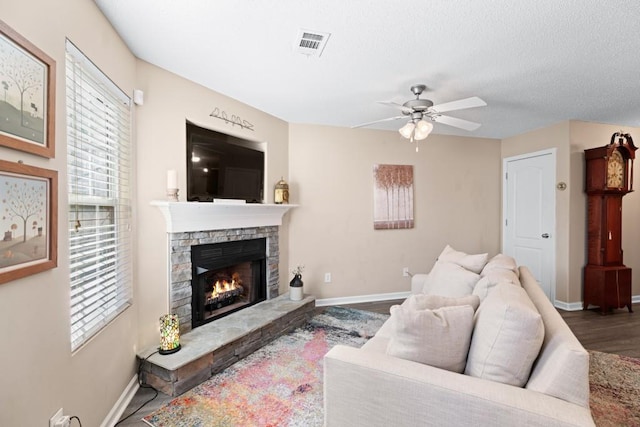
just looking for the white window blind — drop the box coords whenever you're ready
[65,40,133,351]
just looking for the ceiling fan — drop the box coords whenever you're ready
[353,84,487,145]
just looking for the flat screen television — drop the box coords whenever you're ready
[186,122,264,203]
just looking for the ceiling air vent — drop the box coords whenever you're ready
[295,29,331,57]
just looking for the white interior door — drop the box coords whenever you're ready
[503,150,556,301]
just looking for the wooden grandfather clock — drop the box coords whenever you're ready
[583,132,637,314]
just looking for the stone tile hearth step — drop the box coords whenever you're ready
[138,293,316,396]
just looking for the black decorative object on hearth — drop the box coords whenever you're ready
[289,274,303,288]
[289,265,304,301]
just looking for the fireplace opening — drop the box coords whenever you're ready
[191,239,267,329]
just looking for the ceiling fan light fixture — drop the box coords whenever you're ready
[399,121,415,139]
[413,130,428,141]
[416,119,433,133]
[414,120,433,140]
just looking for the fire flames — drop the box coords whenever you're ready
[211,277,239,297]
[205,272,243,306]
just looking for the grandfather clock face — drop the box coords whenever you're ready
[607,150,625,189]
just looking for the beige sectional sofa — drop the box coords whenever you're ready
[324,252,595,427]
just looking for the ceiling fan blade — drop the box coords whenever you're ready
[432,115,482,131]
[378,100,412,113]
[430,96,486,113]
[352,115,406,129]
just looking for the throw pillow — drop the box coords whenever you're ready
[403,293,481,312]
[437,244,489,274]
[472,269,520,301]
[423,261,480,297]
[464,283,545,387]
[481,253,519,277]
[387,304,474,373]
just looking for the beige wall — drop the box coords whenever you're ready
[288,124,502,299]
[502,120,640,304]
[134,61,290,347]
[0,1,138,426]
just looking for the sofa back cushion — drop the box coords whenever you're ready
[464,283,545,387]
[404,294,481,312]
[473,269,520,302]
[437,244,489,274]
[375,294,480,341]
[386,304,474,373]
[520,267,591,408]
[423,261,480,297]
[481,253,520,278]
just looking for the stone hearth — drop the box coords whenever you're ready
[139,294,315,396]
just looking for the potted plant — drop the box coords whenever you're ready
[289,265,304,301]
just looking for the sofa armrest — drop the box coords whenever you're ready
[324,345,594,427]
[410,273,428,294]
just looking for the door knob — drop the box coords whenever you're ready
[541,233,550,238]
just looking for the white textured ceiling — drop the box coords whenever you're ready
[94,0,640,139]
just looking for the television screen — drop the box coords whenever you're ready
[186,123,264,203]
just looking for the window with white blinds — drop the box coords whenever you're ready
[65,40,133,351]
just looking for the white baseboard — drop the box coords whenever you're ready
[554,300,583,311]
[101,374,139,427]
[555,294,640,311]
[315,291,411,307]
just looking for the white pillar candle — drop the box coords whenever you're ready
[167,169,177,189]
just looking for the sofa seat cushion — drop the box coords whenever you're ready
[465,283,545,387]
[386,304,474,373]
[423,261,480,297]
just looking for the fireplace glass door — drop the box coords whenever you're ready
[191,239,266,328]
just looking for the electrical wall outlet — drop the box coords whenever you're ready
[402,267,409,277]
[55,416,71,427]
[50,408,64,427]
[324,272,332,283]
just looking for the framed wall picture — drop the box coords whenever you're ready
[0,20,56,158]
[0,160,57,284]
[373,164,414,230]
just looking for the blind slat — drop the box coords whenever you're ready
[66,39,133,352]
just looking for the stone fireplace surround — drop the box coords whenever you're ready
[151,200,298,333]
[140,201,315,396]
[169,226,279,333]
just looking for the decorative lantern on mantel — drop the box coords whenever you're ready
[274,177,289,204]
[159,314,181,355]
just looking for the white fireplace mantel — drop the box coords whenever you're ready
[151,201,297,233]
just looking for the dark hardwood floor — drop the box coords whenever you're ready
[116,300,640,426]
[559,304,640,359]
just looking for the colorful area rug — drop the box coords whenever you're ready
[143,306,388,427]
[143,307,640,427]
[589,350,640,427]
